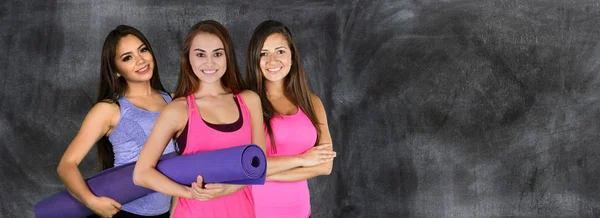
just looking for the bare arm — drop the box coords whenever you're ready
[133,99,192,199]
[267,95,335,182]
[266,162,331,182]
[240,91,306,175]
[241,90,266,152]
[56,102,122,216]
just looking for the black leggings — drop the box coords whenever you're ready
[86,210,169,218]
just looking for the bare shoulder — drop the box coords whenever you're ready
[163,97,188,115]
[310,94,329,119]
[89,101,120,118]
[157,98,189,133]
[310,94,324,109]
[85,101,120,128]
[239,90,261,106]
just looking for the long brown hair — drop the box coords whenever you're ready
[245,20,321,153]
[174,20,244,99]
[96,25,167,170]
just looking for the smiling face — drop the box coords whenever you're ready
[259,33,292,83]
[114,34,154,83]
[188,32,227,84]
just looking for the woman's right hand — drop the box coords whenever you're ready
[84,196,122,218]
[298,144,336,167]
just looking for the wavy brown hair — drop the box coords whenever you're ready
[96,25,167,170]
[174,20,244,99]
[245,20,321,153]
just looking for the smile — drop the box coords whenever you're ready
[202,70,217,74]
[136,64,150,73]
[267,67,282,72]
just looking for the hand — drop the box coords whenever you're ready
[189,175,245,201]
[84,196,121,218]
[298,144,336,167]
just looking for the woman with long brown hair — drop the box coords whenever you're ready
[57,25,174,218]
[245,20,336,218]
[133,20,265,218]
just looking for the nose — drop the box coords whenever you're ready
[206,55,217,66]
[136,53,146,65]
[266,53,277,63]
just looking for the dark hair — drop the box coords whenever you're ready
[96,25,167,170]
[173,20,244,99]
[245,20,321,153]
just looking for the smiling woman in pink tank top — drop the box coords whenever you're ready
[133,20,266,218]
[245,20,337,218]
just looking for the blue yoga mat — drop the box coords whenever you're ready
[35,144,266,218]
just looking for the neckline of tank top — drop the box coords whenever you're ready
[200,95,243,127]
[276,106,301,117]
[120,92,170,113]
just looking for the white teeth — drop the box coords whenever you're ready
[137,65,148,72]
[203,70,216,74]
[268,67,282,72]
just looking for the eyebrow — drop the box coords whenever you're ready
[193,48,225,52]
[119,44,146,59]
[261,46,287,51]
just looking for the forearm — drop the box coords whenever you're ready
[266,162,332,182]
[266,156,304,176]
[56,163,96,205]
[134,168,191,199]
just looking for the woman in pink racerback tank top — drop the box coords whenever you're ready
[245,20,337,218]
[133,20,266,218]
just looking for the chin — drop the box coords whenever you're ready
[199,77,222,84]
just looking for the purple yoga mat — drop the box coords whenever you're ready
[35,144,266,218]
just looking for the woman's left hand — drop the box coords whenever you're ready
[190,177,245,201]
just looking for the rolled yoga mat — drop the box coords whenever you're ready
[35,144,266,218]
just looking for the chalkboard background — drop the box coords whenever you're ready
[2,0,600,217]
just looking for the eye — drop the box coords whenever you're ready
[214,52,223,57]
[260,52,267,57]
[122,55,132,62]
[277,50,286,55]
[196,53,205,57]
[140,47,149,53]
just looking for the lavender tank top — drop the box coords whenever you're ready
[108,91,175,216]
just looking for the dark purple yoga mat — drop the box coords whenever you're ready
[35,144,266,218]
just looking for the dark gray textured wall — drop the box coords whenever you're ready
[2,0,600,217]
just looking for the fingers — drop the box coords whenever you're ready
[196,175,204,185]
[315,149,336,158]
[190,182,209,200]
[202,184,226,196]
[314,144,332,150]
[109,199,122,211]
[191,182,226,201]
[204,183,224,189]
[321,157,335,163]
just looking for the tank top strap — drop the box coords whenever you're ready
[116,96,132,112]
[235,93,250,120]
[185,94,200,128]
[186,94,197,110]
[160,91,173,104]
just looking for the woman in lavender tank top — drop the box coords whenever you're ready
[56,25,173,218]
[245,20,337,218]
[133,20,266,218]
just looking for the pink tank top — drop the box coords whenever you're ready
[252,106,317,218]
[172,94,255,218]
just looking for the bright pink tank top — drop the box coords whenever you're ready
[252,107,317,218]
[172,94,255,218]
